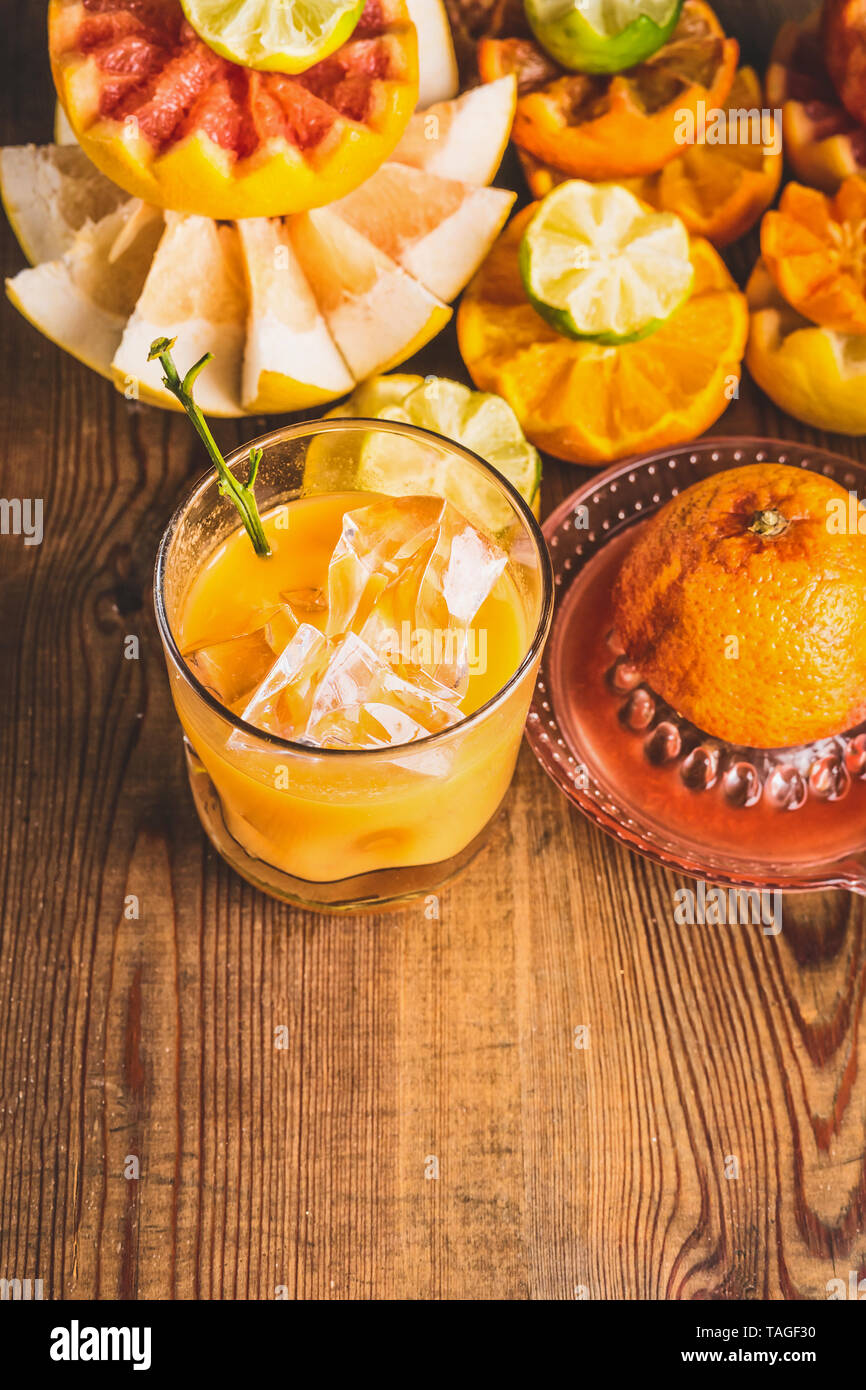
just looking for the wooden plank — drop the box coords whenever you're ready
[0,0,864,1303]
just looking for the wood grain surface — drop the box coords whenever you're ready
[1,0,865,1301]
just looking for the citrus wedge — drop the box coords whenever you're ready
[478,0,738,180]
[331,161,515,301]
[6,201,164,380]
[112,212,247,415]
[288,205,451,379]
[237,217,353,414]
[179,0,366,74]
[458,202,747,465]
[767,13,866,194]
[0,143,129,266]
[407,0,459,105]
[518,179,693,343]
[391,75,517,183]
[525,0,683,75]
[746,259,866,436]
[761,177,866,336]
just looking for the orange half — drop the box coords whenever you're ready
[761,175,866,335]
[457,204,748,466]
[479,0,738,180]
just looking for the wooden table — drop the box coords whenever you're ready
[2,0,865,1301]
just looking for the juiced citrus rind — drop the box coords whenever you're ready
[745,260,866,436]
[479,1,739,180]
[766,14,866,194]
[515,67,781,248]
[525,0,683,75]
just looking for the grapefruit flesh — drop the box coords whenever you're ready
[49,0,420,218]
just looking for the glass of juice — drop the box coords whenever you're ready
[154,418,553,911]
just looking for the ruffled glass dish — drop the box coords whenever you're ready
[527,438,866,895]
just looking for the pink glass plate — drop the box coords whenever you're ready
[526,438,866,896]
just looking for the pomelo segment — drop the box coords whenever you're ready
[288,205,450,379]
[391,75,516,184]
[0,143,129,265]
[330,161,515,300]
[54,102,77,146]
[112,212,247,415]
[49,0,420,219]
[406,0,458,105]
[237,218,353,414]
[6,200,164,380]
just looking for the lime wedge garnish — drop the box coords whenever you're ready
[180,0,366,75]
[519,179,694,344]
[524,0,683,74]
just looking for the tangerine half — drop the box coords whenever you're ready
[761,176,866,335]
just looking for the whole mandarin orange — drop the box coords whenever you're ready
[612,463,866,749]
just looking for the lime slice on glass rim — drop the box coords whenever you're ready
[322,375,541,533]
[519,179,694,345]
[524,0,684,74]
[180,0,366,74]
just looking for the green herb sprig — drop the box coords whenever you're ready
[148,337,271,558]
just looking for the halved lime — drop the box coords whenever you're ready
[327,374,422,420]
[524,0,684,74]
[325,375,541,531]
[180,0,366,75]
[519,179,694,345]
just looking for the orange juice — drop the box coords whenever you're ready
[169,492,534,885]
